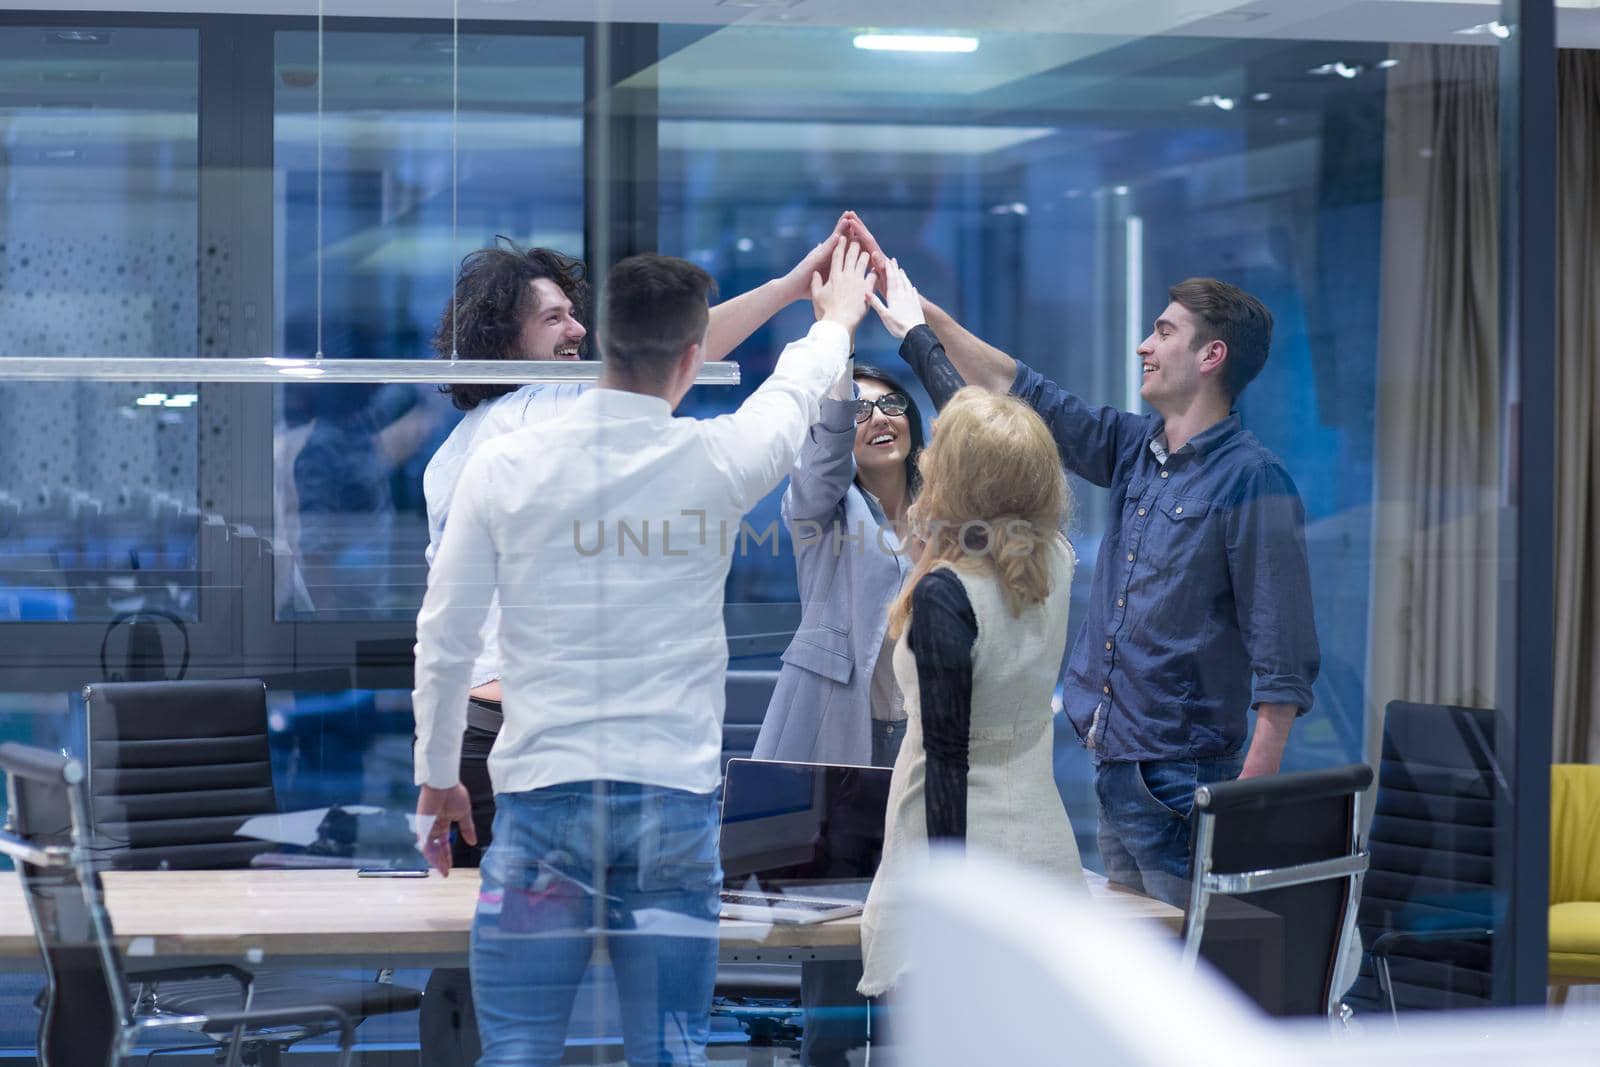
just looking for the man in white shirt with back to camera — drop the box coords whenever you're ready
[411,240,877,1066]
[418,232,853,1066]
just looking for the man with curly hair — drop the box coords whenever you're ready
[418,224,855,1063]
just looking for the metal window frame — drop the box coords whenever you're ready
[1494,0,1557,1009]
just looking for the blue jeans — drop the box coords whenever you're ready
[1094,756,1243,908]
[471,781,723,1067]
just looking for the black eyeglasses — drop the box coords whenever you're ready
[854,392,910,424]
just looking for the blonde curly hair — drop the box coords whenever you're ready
[888,387,1070,638]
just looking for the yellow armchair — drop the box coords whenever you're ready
[1550,763,1600,1003]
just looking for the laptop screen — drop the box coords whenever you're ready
[719,758,892,894]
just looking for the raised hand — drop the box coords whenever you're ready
[841,211,890,291]
[868,258,927,340]
[776,214,850,304]
[810,239,877,332]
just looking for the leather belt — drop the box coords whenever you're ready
[465,697,504,734]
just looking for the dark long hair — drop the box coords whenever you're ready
[432,238,590,411]
[853,363,925,505]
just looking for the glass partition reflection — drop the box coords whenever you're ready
[272,28,585,620]
[0,25,201,624]
[0,0,1575,1060]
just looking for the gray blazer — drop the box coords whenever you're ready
[753,396,910,766]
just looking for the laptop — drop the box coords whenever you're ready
[718,757,892,925]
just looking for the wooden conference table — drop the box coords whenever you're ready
[0,868,1181,970]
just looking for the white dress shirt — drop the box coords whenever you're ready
[423,383,587,688]
[413,320,850,796]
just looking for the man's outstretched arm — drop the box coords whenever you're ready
[918,298,1017,395]
[703,216,849,362]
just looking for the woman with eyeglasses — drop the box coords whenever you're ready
[750,358,925,1067]
[755,363,925,770]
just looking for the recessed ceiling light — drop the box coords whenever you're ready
[1182,8,1270,22]
[1376,59,1400,70]
[1307,61,1362,79]
[134,393,167,407]
[412,36,483,55]
[1455,21,1512,39]
[1190,94,1236,111]
[853,34,979,54]
[40,70,103,83]
[1113,185,1130,196]
[1252,91,1272,102]
[377,73,447,88]
[46,30,110,46]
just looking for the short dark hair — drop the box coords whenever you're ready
[1167,277,1273,400]
[599,255,717,385]
[432,239,589,411]
[853,364,926,502]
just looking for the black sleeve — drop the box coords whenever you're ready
[908,568,978,846]
[899,325,968,411]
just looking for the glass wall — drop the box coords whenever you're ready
[0,25,201,626]
[273,27,585,620]
[0,0,1572,1059]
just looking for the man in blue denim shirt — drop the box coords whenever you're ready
[858,237,1319,907]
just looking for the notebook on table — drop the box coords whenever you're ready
[718,758,892,925]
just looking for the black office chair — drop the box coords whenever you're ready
[1344,701,1498,1016]
[81,679,421,1062]
[0,742,355,1067]
[1181,763,1373,1018]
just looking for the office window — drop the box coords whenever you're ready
[272,28,584,620]
[0,25,201,624]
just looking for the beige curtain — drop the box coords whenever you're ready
[1554,53,1600,763]
[1370,44,1600,766]
[1367,44,1502,773]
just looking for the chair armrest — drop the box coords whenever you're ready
[199,1003,353,1045]
[136,1003,355,1067]
[132,962,255,1013]
[1370,928,1493,959]
[135,962,255,994]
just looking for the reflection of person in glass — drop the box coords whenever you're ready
[411,240,876,1065]
[287,380,433,614]
[418,228,860,1063]
[855,213,1320,909]
[857,388,1086,1000]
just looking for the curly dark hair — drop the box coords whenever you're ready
[433,238,590,411]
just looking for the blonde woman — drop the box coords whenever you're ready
[857,387,1086,1000]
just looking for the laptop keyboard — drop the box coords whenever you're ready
[719,891,845,913]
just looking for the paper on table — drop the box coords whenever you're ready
[234,805,433,846]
